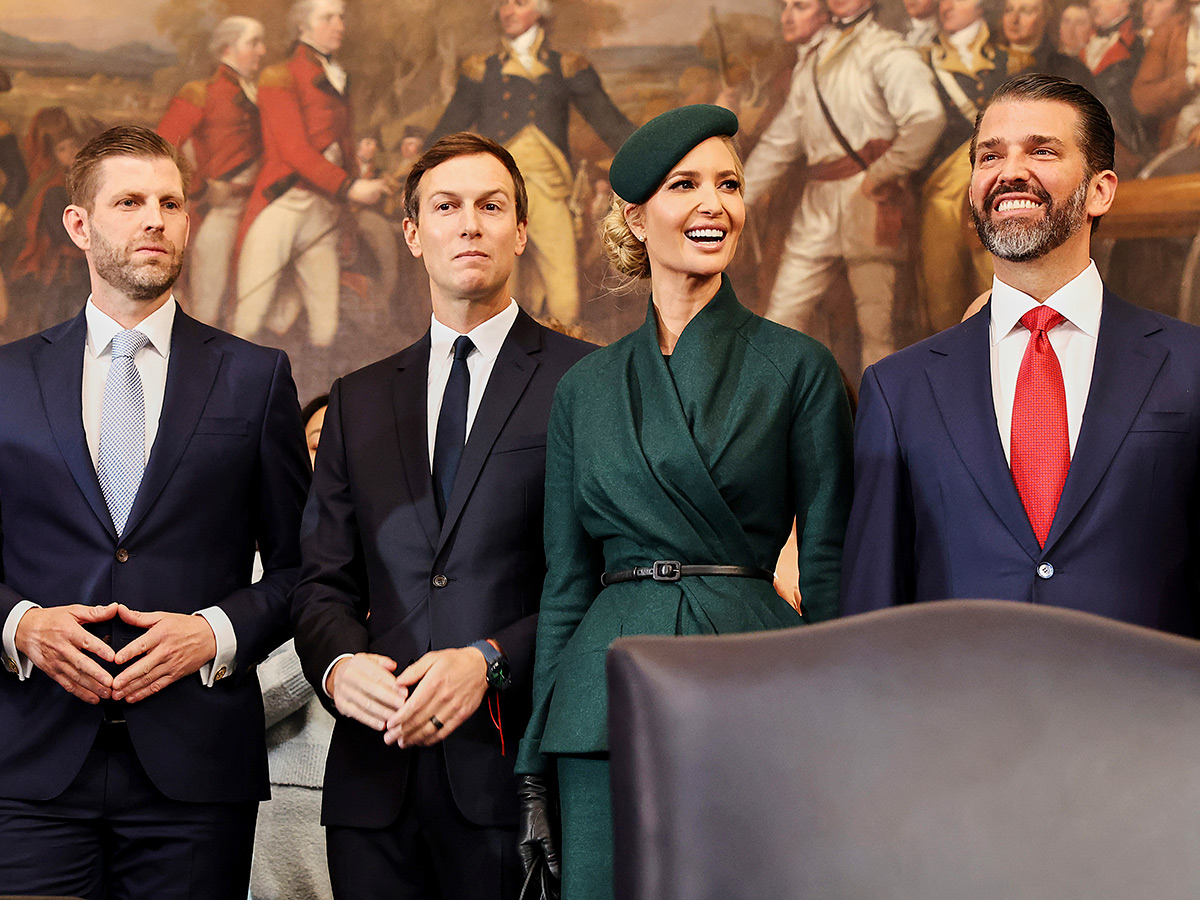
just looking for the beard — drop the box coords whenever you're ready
[970,176,1089,263]
[89,225,183,303]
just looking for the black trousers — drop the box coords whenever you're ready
[327,745,521,900]
[0,720,257,900]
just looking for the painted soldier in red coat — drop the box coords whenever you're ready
[158,17,266,326]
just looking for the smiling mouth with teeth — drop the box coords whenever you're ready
[685,228,727,243]
[995,198,1043,212]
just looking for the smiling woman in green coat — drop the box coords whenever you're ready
[516,105,854,900]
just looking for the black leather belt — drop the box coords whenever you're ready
[600,560,773,587]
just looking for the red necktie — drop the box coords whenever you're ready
[1011,305,1069,548]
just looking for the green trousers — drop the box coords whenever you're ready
[557,756,614,900]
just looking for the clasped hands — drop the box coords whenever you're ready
[327,647,488,748]
[13,602,218,704]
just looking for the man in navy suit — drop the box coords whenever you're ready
[842,73,1200,636]
[291,133,593,899]
[0,126,310,898]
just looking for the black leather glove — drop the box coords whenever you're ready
[517,773,561,900]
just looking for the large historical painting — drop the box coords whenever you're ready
[0,0,1197,403]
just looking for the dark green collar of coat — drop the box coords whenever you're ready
[639,273,752,359]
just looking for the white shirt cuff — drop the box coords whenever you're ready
[195,607,236,686]
[322,653,354,699]
[2,600,37,680]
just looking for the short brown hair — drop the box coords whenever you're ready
[403,132,528,224]
[67,124,191,211]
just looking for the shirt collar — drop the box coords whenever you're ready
[948,19,985,58]
[506,24,542,57]
[429,299,519,365]
[85,296,176,359]
[832,5,873,29]
[989,260,1103,345]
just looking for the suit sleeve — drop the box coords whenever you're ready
[212,349,310,677]
[291,379,372,705]
[789,342,854,623]
[841,365,915,614]
[516,378,603,775]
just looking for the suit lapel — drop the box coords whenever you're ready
[31,311,115,538]
[393,335,440,551]
[436,311,540,554]
[925,308,1043,559]
[122,310,222,540]
[1044,293,1166,551]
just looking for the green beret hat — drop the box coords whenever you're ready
[610,104,739,204]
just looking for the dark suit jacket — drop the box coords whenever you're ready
[0,307,310,803]
[292,309,594,829]
[842,291,1200,637]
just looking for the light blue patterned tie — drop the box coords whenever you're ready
[97,329,150,536]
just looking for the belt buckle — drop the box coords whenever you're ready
[651,560,682,583]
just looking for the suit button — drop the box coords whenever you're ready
[4,657,16,674]
[503,91,511,100]
[432,574,448,588]
[214,666,227,681]
[115,548,130,563]
[101,634,112,645]
[501,111,510,119]
[1037,562,1054,580]
[528,93,536,101]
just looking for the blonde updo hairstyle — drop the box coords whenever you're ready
[601,135,745,282]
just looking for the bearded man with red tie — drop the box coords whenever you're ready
[842,73,1200,635]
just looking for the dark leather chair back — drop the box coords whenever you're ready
[607,600,1200,900]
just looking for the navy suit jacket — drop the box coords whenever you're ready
[292,309,594,829]
[843,291,1200,637]
[0,307,310,803]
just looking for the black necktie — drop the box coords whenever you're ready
[432,335,474,520]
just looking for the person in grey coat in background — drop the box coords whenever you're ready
[251,394,335,900]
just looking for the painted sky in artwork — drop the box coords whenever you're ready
[3,0,774,50]
[3,1,172,50]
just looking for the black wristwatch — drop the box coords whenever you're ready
[471,639,511,691]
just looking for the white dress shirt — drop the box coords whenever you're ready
[320,300,521,696]
[990,262,1103,463]
[2,297,235,685]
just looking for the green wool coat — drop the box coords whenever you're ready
[517,276,853,773]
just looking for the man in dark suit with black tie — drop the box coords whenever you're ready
[0,126,310,898]
[292,132,593,899]
[843,74,1200,635]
